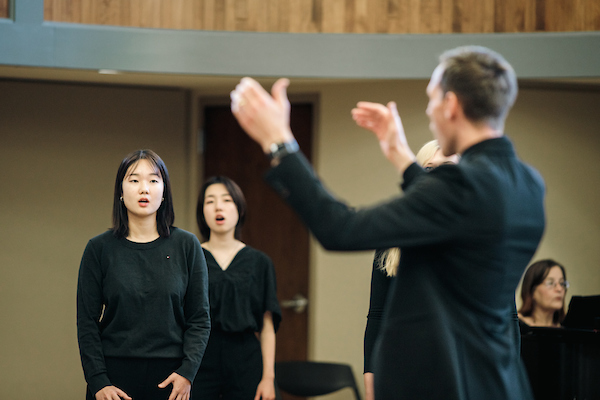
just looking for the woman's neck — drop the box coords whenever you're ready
[203,231,238,249]
[127,215,159,243]
[203,233,245,270]
[529,308,558,327]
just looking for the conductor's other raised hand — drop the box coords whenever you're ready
[351,101,415,173]
[231,78,295,153]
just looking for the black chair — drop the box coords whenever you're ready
[275,361,362,400]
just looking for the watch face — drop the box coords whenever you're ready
[270,142,281,153]
[269,140,299,160]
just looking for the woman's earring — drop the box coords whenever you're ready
[120,196,123,201]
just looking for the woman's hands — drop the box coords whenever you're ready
[254,378,277,400]
[95,373,190,400]
[158,372,192,400]
[95,386,131,400]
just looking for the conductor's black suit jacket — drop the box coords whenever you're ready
[265,137,545,400]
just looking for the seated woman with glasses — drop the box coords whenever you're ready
[518,259,569,329]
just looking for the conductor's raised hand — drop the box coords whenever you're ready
[351,101,415,173]
[158,372,191,400]
[231,78,295,153]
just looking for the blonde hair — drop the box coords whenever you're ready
[379,247,400,277]
[378,140,441,277]
[415,140,440,166]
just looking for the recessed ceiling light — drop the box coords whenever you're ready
[98,69,122,75]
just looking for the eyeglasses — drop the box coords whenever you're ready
[542,279,569,290]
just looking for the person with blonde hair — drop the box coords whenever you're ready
[363,140,458,400]
[376,140,459,276]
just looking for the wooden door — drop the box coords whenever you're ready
[201,103,312,372]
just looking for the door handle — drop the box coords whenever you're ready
[280,293,309,314]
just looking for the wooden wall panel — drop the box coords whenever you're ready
[453,0,492,33]
[496,0,538,33]
[321,0,344,33]
[263,0,281,32]
[586,0,600,30]
[545,0,579,32]
[414,0,453,34]
[387,0,406,33]
[44,0,600,33]
[0,0,9,19]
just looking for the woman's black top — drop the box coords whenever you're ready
[364,249,393,373]
[203,246,281,333]
[77,227,210,395]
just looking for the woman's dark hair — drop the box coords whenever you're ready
[196,176,246,241]
[112,149,174,239]
[519,259,567,324]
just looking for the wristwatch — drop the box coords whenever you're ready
[268,139,299,161]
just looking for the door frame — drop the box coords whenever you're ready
[193,92,320,362]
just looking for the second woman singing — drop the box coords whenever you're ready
[192,176,281,400]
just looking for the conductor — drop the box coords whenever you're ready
[230,46,545,400]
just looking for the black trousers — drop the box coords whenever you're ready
[192,329,262,400]
[86,357,182,400]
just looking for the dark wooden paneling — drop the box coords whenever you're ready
[44,0,600,33]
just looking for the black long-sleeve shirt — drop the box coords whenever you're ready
[364,249,392,373]
[77,227,210,395]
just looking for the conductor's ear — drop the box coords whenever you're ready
[443,91,461,121]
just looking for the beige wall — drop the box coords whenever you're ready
[508,87,600,303]
[1,78,599,400]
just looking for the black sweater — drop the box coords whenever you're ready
[77,227,210,395]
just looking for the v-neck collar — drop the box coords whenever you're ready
[204,246,247,271]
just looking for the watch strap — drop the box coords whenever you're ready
[268,139,299,161]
